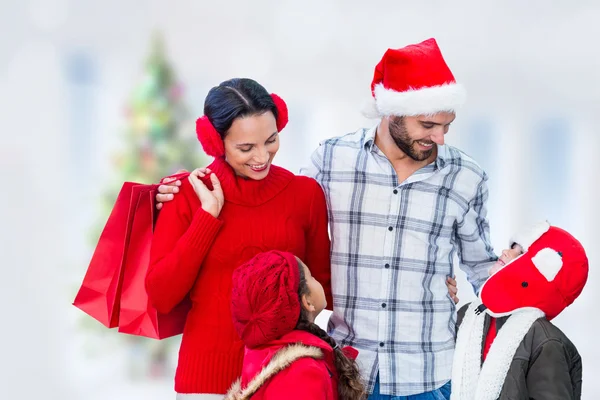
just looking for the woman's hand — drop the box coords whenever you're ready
[447,275,459,304]
[188,168,224,218]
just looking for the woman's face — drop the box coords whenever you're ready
[489,243,524,276]
[223,112,279,180]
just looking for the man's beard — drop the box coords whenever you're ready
[388,117,435,162]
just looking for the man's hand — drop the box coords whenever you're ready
[447,275,459,304]
[155,169,188,210]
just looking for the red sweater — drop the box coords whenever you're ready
[239,330,338,400]
[146,157,332,394]
[483,317,497,361]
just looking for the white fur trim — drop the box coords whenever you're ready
[361,97,381,119]
[532,248,563,281]
[452,304,544,400]
[364,82,466,118]
[509,220,551,251]
[224,344,323,400]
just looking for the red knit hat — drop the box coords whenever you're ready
[231,250,301,349]
[363,38,466,118]
[196,93,289,158]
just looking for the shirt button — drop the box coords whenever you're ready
[384,263,390,269]
[379,342,385,347]
[388,226,393,231]
[382,303,387,308]
[393,189,398,194]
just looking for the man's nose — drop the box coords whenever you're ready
[430,130,445,145]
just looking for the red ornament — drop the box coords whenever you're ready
[169,83,184,100]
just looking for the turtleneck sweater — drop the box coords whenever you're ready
[146,157,332,394]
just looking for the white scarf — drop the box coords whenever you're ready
[451,301,544,400]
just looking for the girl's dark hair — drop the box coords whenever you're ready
[204,78,278,139]
[296,262,367,400]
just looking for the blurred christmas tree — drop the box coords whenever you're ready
[83,32,206,381]
[115,33,201,186]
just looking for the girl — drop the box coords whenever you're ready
[227,250,366,400]
[146,78,332,398]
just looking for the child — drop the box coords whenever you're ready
[226,250,366,400]
[452,221,588,400]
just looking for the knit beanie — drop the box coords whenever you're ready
[231,250,301,348]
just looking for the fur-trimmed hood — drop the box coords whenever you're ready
[225,343,324,400]
[479,222,588,320]
[225,330,337,400]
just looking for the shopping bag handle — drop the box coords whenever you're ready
[158,171,191,186]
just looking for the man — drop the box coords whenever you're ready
[298,38,497,399]
[157,38,497,399]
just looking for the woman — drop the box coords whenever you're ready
[146,78,332,398]
[226,250,366,399]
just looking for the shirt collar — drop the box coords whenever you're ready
[435,144,447,170]
[363,124,378,152]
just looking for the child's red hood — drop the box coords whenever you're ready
[240,329,358,388]
[479,221,588,320]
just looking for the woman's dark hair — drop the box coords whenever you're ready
[204,78,278,138]
[296,262,367,400]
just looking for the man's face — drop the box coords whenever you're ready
[388,112,455,161]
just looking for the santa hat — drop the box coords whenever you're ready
[363,38,466,119]
[479,222,589,320]
[230,251,301,349]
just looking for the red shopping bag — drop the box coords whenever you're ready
[73,181,140,328]
[74,173,190,338]
[117,183,191,339]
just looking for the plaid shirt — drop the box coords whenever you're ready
[300,126,497,396]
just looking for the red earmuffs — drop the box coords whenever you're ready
[196,93,289,158]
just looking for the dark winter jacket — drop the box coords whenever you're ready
[457,304,582,400]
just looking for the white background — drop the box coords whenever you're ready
[1,1,598,398]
